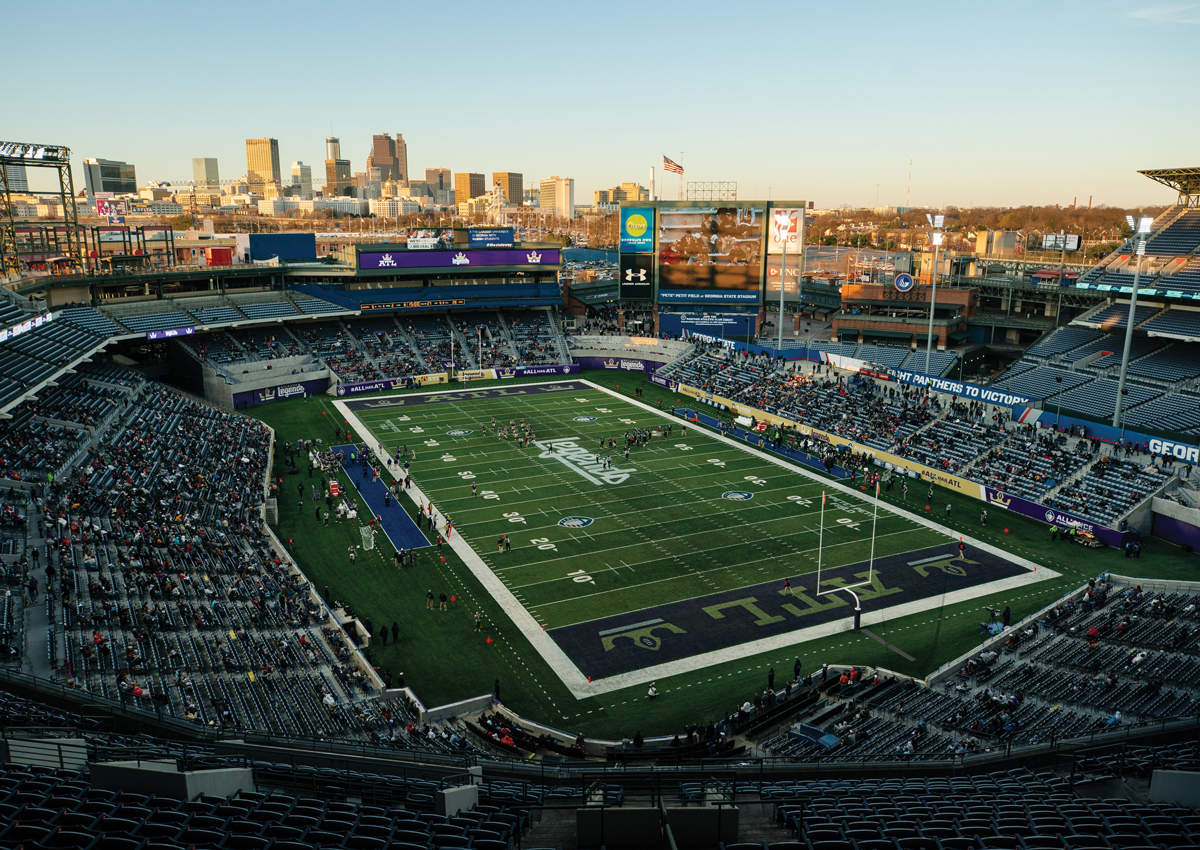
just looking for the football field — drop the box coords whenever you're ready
[335,379,1056,697]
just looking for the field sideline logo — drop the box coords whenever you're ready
[536,439,634,485]
[722,490,754,501]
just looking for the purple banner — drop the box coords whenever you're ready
[982,487,1128,548]
[335,377,416,397]
[359,248,560,270]
[147,326,195,340]
[494,364,579,378]
[650,374,679,390]
[574,356,667,373]
[1152,513,1200,550]
[233,377,328,408]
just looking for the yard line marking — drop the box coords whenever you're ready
[597,618,664,636]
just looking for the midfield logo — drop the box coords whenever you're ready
[536,439,635,485]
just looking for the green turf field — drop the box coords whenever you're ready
[345,381,940,630]
[250,370,1199,739]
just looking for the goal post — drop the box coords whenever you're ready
[814,482,881,629]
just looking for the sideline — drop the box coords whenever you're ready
[332,380,1059,700]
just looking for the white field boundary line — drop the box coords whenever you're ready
[333,396,591,696]
[334,380,1060,701]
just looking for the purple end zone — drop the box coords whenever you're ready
[342,380,590,411]
[548,543,1027,679]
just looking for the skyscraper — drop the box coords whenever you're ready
[1,164,29,192]
[291,161,313,199]
[82,158,137,196]
[425,168,451,191]
[245,138,281,196]
[192,158,219,190]
[325,159,351,196]
[367,133,409,185]
[454,172,485,203]
[492,172,522,206]
[326,137,341,161]
[539,176,575,220]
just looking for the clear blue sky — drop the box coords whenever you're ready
[7,0,1198,209]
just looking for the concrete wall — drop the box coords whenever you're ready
[90,761,254,800]
[1151,770,1200,807]
[435,784,479,817]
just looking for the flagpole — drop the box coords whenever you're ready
[678,151,684,200]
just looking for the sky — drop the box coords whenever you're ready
[6,0,1199,210]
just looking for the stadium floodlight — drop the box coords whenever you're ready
[1113,213,1155,427]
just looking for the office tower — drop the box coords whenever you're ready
[82,158,138,195]
[539,176,575,219]
[325,159,351,196]
[291,161,313,199]
[425,168,451,191]
[1,163,29,192]
[492,172,522,206]
[594,189,610,206]
[245,138,281,195]
[367,133,409,185]
[454,172,485,202]
[192,158,219,190]
[326,137,341,161]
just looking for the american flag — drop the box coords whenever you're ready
[663,155,684,175]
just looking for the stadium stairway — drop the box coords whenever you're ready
[446,317,479,369]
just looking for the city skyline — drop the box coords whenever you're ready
[6,0,1199,209]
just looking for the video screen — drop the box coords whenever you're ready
[657,206,765,291]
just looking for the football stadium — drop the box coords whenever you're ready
[4,18,1200,844]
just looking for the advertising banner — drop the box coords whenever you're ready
[233,377,329,407]
[574,356,663,372]
[619,208,654,252]
[983,487,1126,547]
[658,289,761,304]
[657,205,765,296]
[360,248,559,270]
[456,369,496,382]
[765,255,803,296]
[468,228,514,248]
[406,228,455,250]
[335,377,418,397]
[650,374,679,390]
[493,364,579,378]
[146,326,196,341]
[767,208,803,255]
[619,253,654,301]
[417,372,448,385]
[884,367,1036,407]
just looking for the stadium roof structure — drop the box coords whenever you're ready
[1138,166,1200,207]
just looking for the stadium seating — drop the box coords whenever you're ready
[115,312,194,335]
[504,310,562,365]
[295,298,345,315]
[239,302,300,320]
[58,308,124,338]
[189,306,243,325]
[1162,257,1200,294]
[1025,327,1103,359]
[1141,307,1200,338]
[990,366,1090,401]
[1146,209,1200,255]
[1076,303,1159,331]
[1122,392,1200,433]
